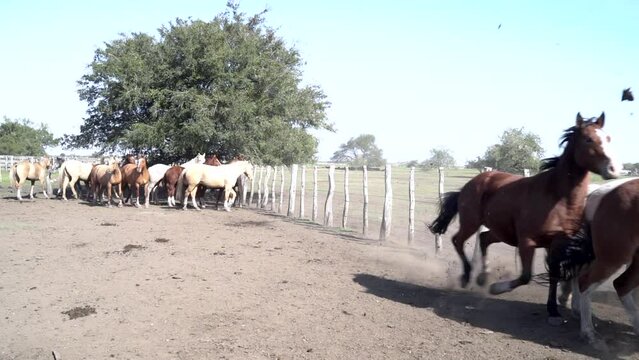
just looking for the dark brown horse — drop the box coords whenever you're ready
[160,165,184,207]
[549,177,639,350]
[429,113,621,324]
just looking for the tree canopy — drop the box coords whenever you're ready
[64,3,332,165]
[466,128,543,174]
[421,147,456,169]
[0,117,59,156]
[331,134,385,167]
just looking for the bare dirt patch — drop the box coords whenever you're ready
[0,197,637,359]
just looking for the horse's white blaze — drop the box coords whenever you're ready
[620,292,639,333]
[585,177,639,222]
[595,129,622,178]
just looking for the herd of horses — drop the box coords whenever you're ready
[9,152,254,211]
[5,113,639,352]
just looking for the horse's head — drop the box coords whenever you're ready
[40,157,52,169]
[571,112,621,180]
[241,161,254,181]
[205,154,222,166]
[135,156,148,172]
[195,153,206,164]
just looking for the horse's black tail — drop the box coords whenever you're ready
[546,224,595,281]
[428,191,461,235]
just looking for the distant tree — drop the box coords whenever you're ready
[331,134,385,167]
[405,160,420,168]
[421,147,456,169]
[0,117,59,155]
[63,3,332,165]
[623,162,639,175]
[470,128,543,174]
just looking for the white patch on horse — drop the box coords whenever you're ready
[585,177,639,221]
[595,128,622,178]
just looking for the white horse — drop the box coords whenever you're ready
[147,153,206,204]
[56,158,100,200]
[177,161,254,211]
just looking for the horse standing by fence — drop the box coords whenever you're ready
[428,113,621,324]
[56,159,96,200]
[147,153,206,204]
[121,155,150,208]
[177,160,253,211]
[10,157,53,200]
[89,157,123,207]
[549,177,639,350]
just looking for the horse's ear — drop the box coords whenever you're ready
[596,112,605,128]
[576,112,584,127]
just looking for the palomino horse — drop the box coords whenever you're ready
[428,113,621,324]
[121,155,150,208]
[549,177,639,350]
[89,157,123,207]
[10,157,53,200]
[56,159,97,200]
[178,160,253,211]
[195,154,222,208]
[147,153,206,204]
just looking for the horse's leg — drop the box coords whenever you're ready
[451,226,480,288]
[558,280,572,307]
[578,261,618,351]
[134,183,141,208]
[476,230,501,286]
[61,173,69,200]
[41,175,50,199]
[106,183,113,208]
[69,176,79,199]
[570,277,581,319]
[16,179,23,201]
[190,186,200,210]
[116,184,123,207]
[489,239,535,295]
[613,252,639,335]
[29,180,35,199]
[143,183,149,208]
[546,259,565,326]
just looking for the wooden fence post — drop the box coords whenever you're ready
[362,165,369,237]
[287,164,298,217]
[299,165,306,218]
[312,166,318,222]
[249,167,256,206]
[408,166,415,244]
[324,165,335,226]
[279,166,286,213]
[257,166,264,207]
[271,166,278,211]
[379,164,393,241]
[435,167,444,253]
[261,166,272,208]
[342,167,350,228]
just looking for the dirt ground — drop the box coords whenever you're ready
[1,190,638,360]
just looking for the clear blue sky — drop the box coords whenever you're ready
[1,1,638,165]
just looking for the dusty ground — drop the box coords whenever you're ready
[1,190,638,360]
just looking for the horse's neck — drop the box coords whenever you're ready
[549,153,590,204]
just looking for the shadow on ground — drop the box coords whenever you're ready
[353,273,638,360]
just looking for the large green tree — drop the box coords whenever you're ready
[0,117,59,155]
[466,128,543,174]
[421,147,456,169]
[64,3,332,164]
[331,134,385,167]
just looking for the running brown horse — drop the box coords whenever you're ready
[549,177,639,350]
[428,113,621,324]
[121,155,150,208]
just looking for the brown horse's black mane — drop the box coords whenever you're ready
[539,119,600,172]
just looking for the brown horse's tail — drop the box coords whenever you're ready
[428,191,460,235]
[546,224,594,281]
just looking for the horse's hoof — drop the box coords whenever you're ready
[547,316,566,326]
[476,272,490,287]
[581,333,609,352]
[489,281,512,295]
[144,204,149,209]
[459,274,470,288]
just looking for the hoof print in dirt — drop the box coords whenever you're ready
[122,244,146,254]
[154,238,170,243]
[100,222,117,227]
[62,305,96,320]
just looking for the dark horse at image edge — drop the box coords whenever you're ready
[428,112,621,325]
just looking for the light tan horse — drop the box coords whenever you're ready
[56,159,97,200]
[89,157,123,207]
[9,157,53,200]
[121,155,150,208]
[177,160,253,211]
